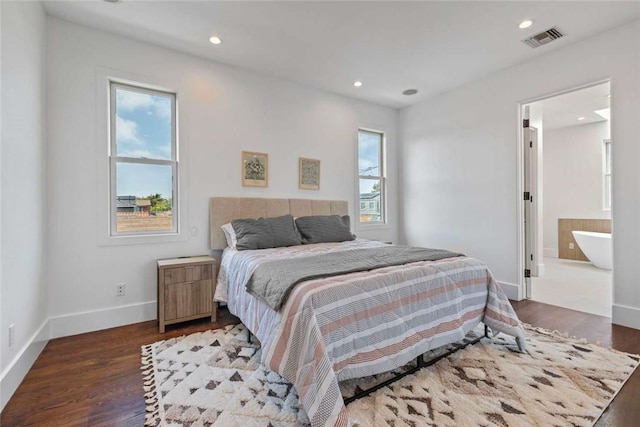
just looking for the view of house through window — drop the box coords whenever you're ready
[358,129,385,223]
[110,82,177,235]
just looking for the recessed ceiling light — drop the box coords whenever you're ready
[519,19,534,29]
[577,116,585,121]
[353,81,362,87]
[402,89,418,96]
[209,36,222,45]
[103,0,121,3]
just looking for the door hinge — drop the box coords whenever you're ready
[523,119,530,128]
[530,141,533,148]
[531,254,534,261]
[524,191,530,201]
[524,269,531,278]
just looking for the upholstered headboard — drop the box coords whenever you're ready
[209,197,349,249]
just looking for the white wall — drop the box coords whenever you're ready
[45,17,398,336]
[399,20,640,329]
[0,1,49,409]
[543,122,611,256]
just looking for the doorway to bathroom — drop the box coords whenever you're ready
[521,81,612,317]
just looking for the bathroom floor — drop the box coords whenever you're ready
[530,256,612,317]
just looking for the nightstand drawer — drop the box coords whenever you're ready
[164,264,212,285]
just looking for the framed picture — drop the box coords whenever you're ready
[299,157,320,190]
[242,151,269,187]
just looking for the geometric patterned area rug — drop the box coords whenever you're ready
[141,323,639,427]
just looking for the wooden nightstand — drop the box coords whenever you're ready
[157,255,217,333]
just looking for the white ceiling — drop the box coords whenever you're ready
[43,1,640,109]
[535,82,610,131]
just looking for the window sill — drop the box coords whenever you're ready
[356,222,392,231]
[97,231,188,247]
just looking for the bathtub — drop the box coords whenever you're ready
[572,230,612,270]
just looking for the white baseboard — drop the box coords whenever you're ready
[0,301,157,410]
[49,301,157,339]
[543,248,558,258]
[612,304,640,330]
[0,318,50,411]
[498,281,521,301]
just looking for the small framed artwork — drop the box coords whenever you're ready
[299,157,320,190]
[242,151,269,187]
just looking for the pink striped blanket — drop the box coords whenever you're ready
[217,239,526,427]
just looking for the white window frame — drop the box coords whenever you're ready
[96,68,187,246]
[357,129,386,225]
[109,82,178,237]
[603,138,611,210]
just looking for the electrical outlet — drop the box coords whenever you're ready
[9,324,15,347]
[569,242,575,250]
[116,283,126,296]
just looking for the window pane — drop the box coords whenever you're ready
[358,131,381,177]
[605,141,612,174]
[115,87,173,160]
[359,179,382,222]
[115,163,174,233]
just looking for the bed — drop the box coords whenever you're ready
[210,197,526,427]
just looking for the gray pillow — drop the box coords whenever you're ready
[295,215,355,244]
[232,215,302,250]
[341,215,351,231]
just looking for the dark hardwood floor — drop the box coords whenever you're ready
[510,300,640,427]
[0,310,240,427]
[2,301,638,426]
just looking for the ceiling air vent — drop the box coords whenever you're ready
[522,27,565,48]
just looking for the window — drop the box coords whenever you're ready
[109,82,177,235]
[604,139,611,210]
[358,129,385,224]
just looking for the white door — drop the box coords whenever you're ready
[523,113,534,298]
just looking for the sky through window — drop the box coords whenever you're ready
[115,88,173,199]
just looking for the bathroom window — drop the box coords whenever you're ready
[603,139,611,210]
